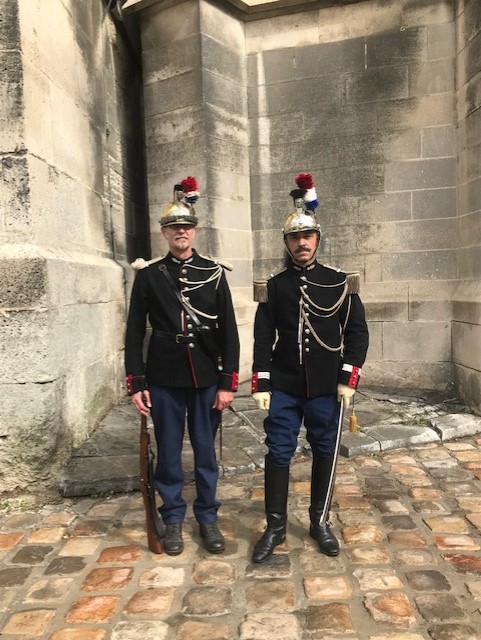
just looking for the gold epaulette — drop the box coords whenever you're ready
[346,271,361,295]
[197,253,233,271]
[253,279,268,302]
[131,255,165,270]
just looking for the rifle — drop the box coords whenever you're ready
[140,414,165,553]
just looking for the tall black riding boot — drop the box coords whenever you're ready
[309,455,340,557]
[252,458,289,564]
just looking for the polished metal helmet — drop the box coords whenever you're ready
[160,177,199,227]
[282,172,321,236]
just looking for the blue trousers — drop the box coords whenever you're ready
[149,385,220,525]
[265,390,340,467]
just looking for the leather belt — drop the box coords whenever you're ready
[153,329,198,344]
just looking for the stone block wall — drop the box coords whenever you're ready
[138,0,256,376]
[0,1,148,492]
[454,0,481,411]
[246,0,459,392]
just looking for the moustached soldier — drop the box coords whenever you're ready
[251,173,369,562]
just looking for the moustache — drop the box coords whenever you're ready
[295,246,310,253]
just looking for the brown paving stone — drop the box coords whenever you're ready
[43,512,77,527]
[0,567,31,587]
[395,549,437,566]
[0,532,24,550]
[337,496,371,509]
[391,464,426,476]
[369,634,425,640]
[2,609,56,635]
[66,595,119,622]
[335,484,363,496]
[453,451,481,463]
[424,516,469,533]
[384,454,418,464]
[354,457,383,469]
[409,488,441,500]
[71,521,110,536]
[81,567,133,591]
[58,538,101,556]
[398,476,433,487]
[443,554,481,574]
[240,612,301,639]
[96,545,140,563]
[303,575,351,599]
[305,603,354,633]
[432,535,480,551]
[364,591,416,628]
[461,463,481,472]
[182,586,232,616]
[376,500,410,514]
[176,620,230,640]
[388,531,427,547]
[86,503,121,517]
[456,497,481,512]
[466,580,481,599]
[445,443,476,451]
[124,588,175,615]
[415,593,465,622]
[28,527,66,543]
[298,550,339,573]
[342,524,384,544]
[404,570,451,591]
[412,501,448,513]
[44,557,86,575]
[251,487,264,501]
[3,514,39,529]
[110,620,169,640]
[10,545,54,564]
[417,448,453,461]
[338,510,378,526]
[139,565,185,587]
[382,516,417,530]
[246,580,295,609]
[192,559,236,584]
[443,482,479,496]
[24,578,74,603]
[353,568,403,591]
[293,481,310,494]
[344,546,390,564]
[466,513,481,529]
[49,629,106,640]
[428,623,481,640]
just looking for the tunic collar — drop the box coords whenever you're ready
[167,250,196,265]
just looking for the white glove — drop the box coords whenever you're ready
[337,384,355,409]
[252,392,271,411]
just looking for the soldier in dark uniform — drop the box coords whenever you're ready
[251,173,369,563]
[125,177,240,556]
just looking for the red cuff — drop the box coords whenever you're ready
[347,366,360,388]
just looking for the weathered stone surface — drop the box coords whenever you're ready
[2,609,56,635]
[50,629,106,640]
[44,557,86,575]
[246,580,295,609]
[139,566,185,588]
[354,568,403,591]
[443,554,481,574]
[0,567,31,587]
[342,525,384,544]
[110,621,169,640]
[24,578,74,603]
[240,613,301,639]
[304,575,352,599]
[305,603,354,632]
[364,591,416,627]
[427,623,481,640]
[66,595,119,622]
[96,545,140,564]
[10,545,54,564]
[81,567,133,591]
[345,546,390,565]
[176,620,230,640]
[404,570,451,591]
[124,589,174,615]
[424,516,469,533]
[414,593,465,622]
[182,586,232,616]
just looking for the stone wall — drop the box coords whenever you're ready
[454,0,481,411]
[138,0,256,376]
[0,1,148,492]
[246,0,459,393]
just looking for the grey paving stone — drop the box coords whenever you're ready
[432,415,481,440]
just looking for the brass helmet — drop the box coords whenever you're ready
[160,176,200,227]
[282,173,321,236]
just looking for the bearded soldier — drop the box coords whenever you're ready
[251,173,369,563]
[125,177,240,556]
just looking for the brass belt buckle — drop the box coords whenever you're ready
[175,334,183,343]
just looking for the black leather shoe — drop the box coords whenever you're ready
[164,523,184,556]
[199,522,225,554]
[310,522,340,556]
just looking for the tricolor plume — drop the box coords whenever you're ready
[180,176,200,205]
[295,172,318,211]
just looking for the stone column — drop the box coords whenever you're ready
[139,0,255,377]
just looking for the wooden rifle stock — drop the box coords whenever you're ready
[140,414,164,554]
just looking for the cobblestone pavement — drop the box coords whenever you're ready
[2,434,481,639]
